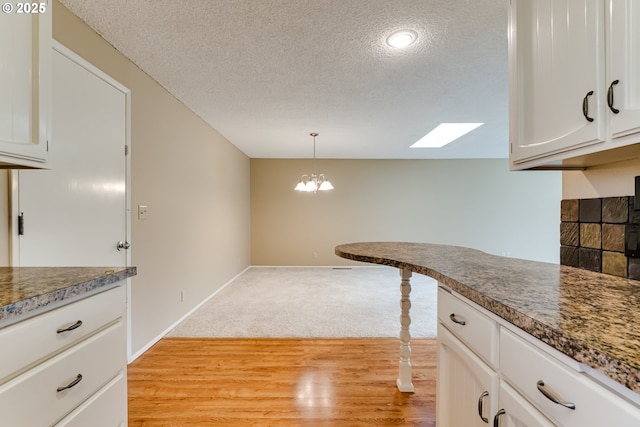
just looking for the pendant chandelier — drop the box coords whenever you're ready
[294,132,334,192]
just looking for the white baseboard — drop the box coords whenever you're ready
[128,266,251,363]
[128,264,394,362]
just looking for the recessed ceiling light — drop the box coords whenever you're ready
[410,123,484,148]
[386,30,418,48]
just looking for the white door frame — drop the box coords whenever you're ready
[9,40,133,360]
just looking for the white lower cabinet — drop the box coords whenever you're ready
[0,285,127,426]
[495,382,554,427]
[56,372,127,427]
[438,286,640,427]
[438,287,498,366]
[437,325,498,426]
[500,328,640,427]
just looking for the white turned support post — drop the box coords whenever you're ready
[396,268,414,392]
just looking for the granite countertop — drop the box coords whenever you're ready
[0,266,137,325]
[335,242,640,394]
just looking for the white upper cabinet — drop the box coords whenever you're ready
[607,0,640,141]
[0,1,51,168]
[509,0,605,169]
[509,0,640,169]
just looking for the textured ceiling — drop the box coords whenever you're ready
[59,0,508,159]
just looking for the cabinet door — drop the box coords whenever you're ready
[607,0,640,141]
[437,325,499,427]
[509,0,605,166]
[0,1,50,167]
[495,382,555,427]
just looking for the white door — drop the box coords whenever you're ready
[13,43,130,267]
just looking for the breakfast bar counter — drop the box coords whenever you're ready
[335,242,640,395]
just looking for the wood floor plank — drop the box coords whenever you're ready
[128,338,436,426]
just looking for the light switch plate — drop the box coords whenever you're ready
[138,205,149,220]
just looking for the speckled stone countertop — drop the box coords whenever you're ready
[335,242,640,394]
[0,266,137,325]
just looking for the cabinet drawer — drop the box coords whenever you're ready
[0,320,125,427]
[55,372,127,427]
[500,328,640,426]
[0,285,125,382]
[438,288,498,366]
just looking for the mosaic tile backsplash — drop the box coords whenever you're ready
[561,196,640,279]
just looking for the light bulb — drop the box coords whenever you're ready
[387,30,417,48]
[319,180,333,191]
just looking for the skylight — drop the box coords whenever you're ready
[410,123,483,148]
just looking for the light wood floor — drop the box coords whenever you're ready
[128,338,437,426]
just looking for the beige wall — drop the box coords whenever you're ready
[34,1,577,355]
[252,159,562,265]
[562,157,640,199]
[53,1,251,356]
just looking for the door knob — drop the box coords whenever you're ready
[117,241,131,251]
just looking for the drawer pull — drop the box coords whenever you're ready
[536,380,576,410]
[56,320,83,334]
[477,390,489,423]
[493,409,505,427]
[56,374,83,392]
[449,313,466,325]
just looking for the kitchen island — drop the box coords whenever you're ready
[335,242,640,399]
[0,266,136,426]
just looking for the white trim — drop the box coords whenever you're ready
[128,266,251,363]
[52,42,130,93]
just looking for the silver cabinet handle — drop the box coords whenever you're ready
[493,409,505,427]
[449,313,466,325]
[536,380,576,410]
[478,390,489,423]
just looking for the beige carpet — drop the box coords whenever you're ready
[167,266,437,338]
